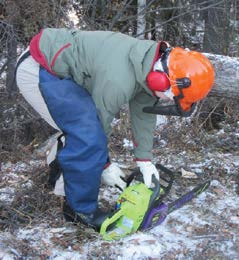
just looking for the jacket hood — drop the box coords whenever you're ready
[129,40,158,96]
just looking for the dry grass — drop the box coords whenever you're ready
[0,165,63,232]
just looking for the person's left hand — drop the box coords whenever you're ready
[136,161,160,187]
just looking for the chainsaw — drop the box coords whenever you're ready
[100,164,173,240]
[100,164,210,240]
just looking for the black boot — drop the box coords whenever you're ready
[63,199,110,232]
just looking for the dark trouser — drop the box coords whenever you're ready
[39,67,108,214]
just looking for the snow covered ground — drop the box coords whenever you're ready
[0,117,239,259]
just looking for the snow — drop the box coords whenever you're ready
[156,115,168,127]
[123,138,133,149]
[1,119,239,258]
[0,187,15,203]
[1,158,239,259]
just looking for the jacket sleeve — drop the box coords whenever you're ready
[129,90,157,160]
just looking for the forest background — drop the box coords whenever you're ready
[0,0,239,154]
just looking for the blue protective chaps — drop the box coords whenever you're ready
[39,68,108,214]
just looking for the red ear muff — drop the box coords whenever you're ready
[147,71,171,92]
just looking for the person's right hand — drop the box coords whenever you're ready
[136,161,160,188]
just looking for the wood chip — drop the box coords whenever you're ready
[181,168,198,179]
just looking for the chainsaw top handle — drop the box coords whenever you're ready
[126,163,175,201]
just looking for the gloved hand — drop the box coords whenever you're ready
[101,163,127,191]
[136,161,160,188]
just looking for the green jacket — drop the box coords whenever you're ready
[33,28,159,159]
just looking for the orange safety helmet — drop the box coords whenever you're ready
[168,47,215,112]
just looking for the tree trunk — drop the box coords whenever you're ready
[204,53,239,99]
[203,1,232,55]
[136,0,146,39]
[6,33,18,95]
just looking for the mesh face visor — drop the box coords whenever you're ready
[143,77,196,117]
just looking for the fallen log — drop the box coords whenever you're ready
[203,53,239,99]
